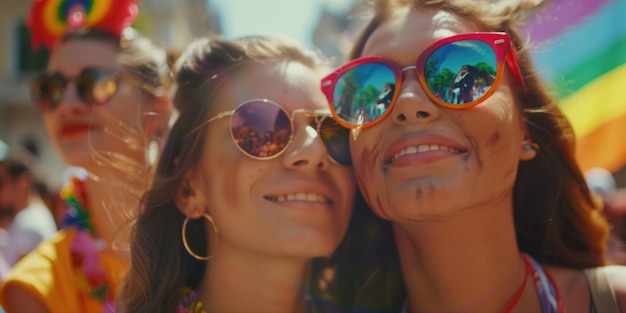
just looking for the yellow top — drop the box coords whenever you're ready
[0,228,128,313]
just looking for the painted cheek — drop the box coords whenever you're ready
[486,130,500,148]
[466,135,482,170]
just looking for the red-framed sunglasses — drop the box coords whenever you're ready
[321,32,527,129]
[188,99,352,166]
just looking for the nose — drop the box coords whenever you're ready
[391,67,440,125]
[55,82,89,116]
[282,122,329,172]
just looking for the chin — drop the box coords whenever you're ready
[60,149,96,170]
[376,190,454,221]
[286,235,342,258]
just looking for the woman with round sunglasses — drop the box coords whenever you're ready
[116,34,383,313]
[0,1,173,312]
[322,0,626,312]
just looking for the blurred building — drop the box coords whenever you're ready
[312,1,369,67]
[141,0,222,54]
[0,0,53,187]
[0,0,221,189]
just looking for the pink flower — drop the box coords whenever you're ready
[71,231,108,286]
[103,300,116,313]
[83,253,107,287]
[70,231,99,255]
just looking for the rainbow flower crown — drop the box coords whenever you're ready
[27,0,140,50]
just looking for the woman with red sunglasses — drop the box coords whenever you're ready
[322,0,626,312]
[117,35,382,313]
[0,1,173,312]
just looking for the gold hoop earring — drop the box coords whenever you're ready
[181,213,219,261]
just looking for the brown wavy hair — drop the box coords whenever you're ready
[349,0,610,271]
[117,34,398,313]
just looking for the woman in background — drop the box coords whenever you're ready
[0,0,173,311]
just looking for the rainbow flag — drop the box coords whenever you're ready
[524,0,626,173]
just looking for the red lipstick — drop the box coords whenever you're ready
[59,123,92,137]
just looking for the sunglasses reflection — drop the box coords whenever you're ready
[233,126,290,158]
[222,100,351,165]
[332,40,502,126]
[31,67,121,111]
[447,64,494,104]
[335,83,395,126]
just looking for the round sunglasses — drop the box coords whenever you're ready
[30,67,125,112]
[191,99,352,166]
[321,32,527,129]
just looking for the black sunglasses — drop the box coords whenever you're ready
[30,67,124,112]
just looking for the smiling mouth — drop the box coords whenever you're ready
[385,144,467,164]
[265,193,333,205]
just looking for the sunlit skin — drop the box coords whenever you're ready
[182,61,355,313]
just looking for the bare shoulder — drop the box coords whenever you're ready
[603,265,626,311]
[543,265,590,313]
[4,284,49,313]
[543,265,626,312]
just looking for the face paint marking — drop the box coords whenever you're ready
[466,135,482,170]
[486,131,500,148]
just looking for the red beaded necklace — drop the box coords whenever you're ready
[408,255,532,313]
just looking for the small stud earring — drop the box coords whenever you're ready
[524,144,533,152]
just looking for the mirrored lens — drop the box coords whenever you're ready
[424,40,497,106]
[31,73,66,111]
[332,63,396,126]
[231,101,292,158]
[77,69,118,105]
[315,117,351,166]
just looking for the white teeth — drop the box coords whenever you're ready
[417,145,429,153]
[269,193,330,204]
[406,146,417,155]
[296,193,306,201]
[392,144,460,161]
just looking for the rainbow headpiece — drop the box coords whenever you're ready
[27,0,140,50]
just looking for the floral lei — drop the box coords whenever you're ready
[178,287,206,313]
[60,177,115,312]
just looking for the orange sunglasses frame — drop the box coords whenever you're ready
[321,32,527,130]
